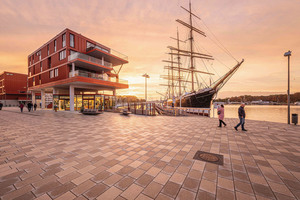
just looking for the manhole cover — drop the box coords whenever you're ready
[199,153,219,162]
[193,151,223,165]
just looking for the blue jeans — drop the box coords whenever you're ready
[235,117,245,130]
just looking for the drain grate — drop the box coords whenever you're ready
[193,151,223,165]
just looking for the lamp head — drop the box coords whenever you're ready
[284,50,292,57]
[142,73,150,78]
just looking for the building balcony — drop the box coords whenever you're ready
[68,52,113,72]
[69,70,128,85]
[86,45,128,66]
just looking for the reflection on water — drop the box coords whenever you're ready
[210,105,300,124]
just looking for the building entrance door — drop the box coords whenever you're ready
[88,100,94,109]
[83,100,88,109]
[59,100,70,110]
[83,100,94,109]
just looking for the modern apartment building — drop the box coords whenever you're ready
[27,28,129,111]
[0,71,29,107]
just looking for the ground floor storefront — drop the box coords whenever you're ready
[53,94,116,111]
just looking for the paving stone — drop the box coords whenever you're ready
[1,109,300,200]
[234,180,254,195]
[136,174,154,187]
[121,183,144,200]
[83,183,108,199]
[142,181,163,198]
[115,176,135,190]
[103,174,123,186]
[1,185,33,200]
[183,177,200,192]
[252,183,275,199]
[200,179,217,195]
[161,181,181,198]
[48,181,76,199]
[176,188,196,200]
[96,186,122,200]
[216,187,235,200]
[71,180,96,196]
[196,189,215,200]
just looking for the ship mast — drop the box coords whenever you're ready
[177,29,182,96]
[189,1,195,91]
[171,50,174,98]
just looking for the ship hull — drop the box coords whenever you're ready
[176,88,216,108]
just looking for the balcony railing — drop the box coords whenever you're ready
[68,52,112,68]
[69,70,128,85]
[87,45,128,61]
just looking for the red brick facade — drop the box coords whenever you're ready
[28,28,128,90]
[0,71,28,102]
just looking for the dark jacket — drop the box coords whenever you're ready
[238,106,245,118]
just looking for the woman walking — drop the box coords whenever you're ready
[217,104,226,127]
[19,103,24,113]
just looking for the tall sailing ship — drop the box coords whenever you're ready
[160,1,244,108]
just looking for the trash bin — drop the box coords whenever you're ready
[292,114,298,125]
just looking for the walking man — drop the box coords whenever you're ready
[218,104,226,127]
[27,102,32,112]
[34,103,37,111]
[234,103,247,131]
[0,101,3,110]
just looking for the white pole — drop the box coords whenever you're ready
[288,55,290,124]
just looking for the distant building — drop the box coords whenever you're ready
[0,71,29,107]
[27,28,129,111]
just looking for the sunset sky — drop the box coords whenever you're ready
[0,0,299,99]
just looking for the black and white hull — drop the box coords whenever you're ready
[176,88,215,108]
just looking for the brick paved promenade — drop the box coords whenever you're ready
[0,108,299,200]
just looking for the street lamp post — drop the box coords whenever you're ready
[142,73,150,102]
[284,50,292,124]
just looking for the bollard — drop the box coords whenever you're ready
[292,113,298,125]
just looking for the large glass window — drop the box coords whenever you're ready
[76,95,82,110]
[59,50,66,60]
[87,41,95,49]
[47,44,49,56]
[70,33,74,48]
[40,62,42,72]
[54,68,58,77]
[48,57,51,69]
[54,40,57,52]
[50,70,54,78]
[62,33,66,47]
[38,51,41,60]
[95,95,104,110]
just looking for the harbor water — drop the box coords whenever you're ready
[211,105,300,124]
